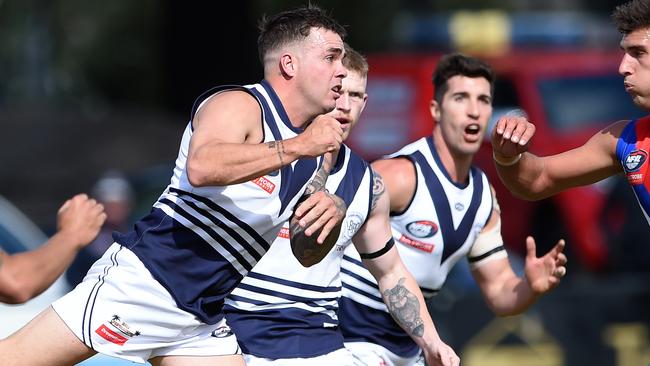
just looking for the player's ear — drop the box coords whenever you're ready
[430,99,441,122]
[280,53,297,77]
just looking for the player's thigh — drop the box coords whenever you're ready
[0,306,96,366]
[150,354,245,366]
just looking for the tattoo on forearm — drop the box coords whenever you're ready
[268,141,285,166]
[370,170,385,210]
[382,278,425,337]
[304,160,331,195]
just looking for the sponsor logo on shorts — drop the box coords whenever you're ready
[399,234,434,253]
[109,315,140,337]
[251,176,276,194]
[624,149,648,185]
[406,220,438,238]
[95,324,128,346]
[211,325,234,338]
[95,315,140,346]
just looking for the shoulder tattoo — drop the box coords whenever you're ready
[371,169,386,210]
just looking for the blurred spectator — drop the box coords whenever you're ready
[66,171,134,287]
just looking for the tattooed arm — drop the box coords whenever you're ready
[290,151,347,267]
[352,171,460,366]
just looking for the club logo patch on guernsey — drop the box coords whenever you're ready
[624,149,648,185]
[95,315,140,346]
[406,220,439,238]
[252,176,276,194]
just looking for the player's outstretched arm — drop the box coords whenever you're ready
[0,194,106,304]
[471,209,567,316]
[491,115,624,200]
[187,91,344,186]
[353,172,459,366]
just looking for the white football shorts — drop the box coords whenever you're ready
[244,347,357,366]
[52,243,241,364]
[345,341,422,366]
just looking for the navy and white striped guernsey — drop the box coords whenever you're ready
[339,136,498,357]
[224,144,373,359]
[114,80,323,325]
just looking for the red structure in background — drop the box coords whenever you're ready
[347,49,643,271]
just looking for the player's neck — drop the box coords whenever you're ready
[432,129,472,185]
[266,77,318,129]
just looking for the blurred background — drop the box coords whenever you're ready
[1,0,649,365]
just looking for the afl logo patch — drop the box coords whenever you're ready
[624,149,648,172]
[406,220,438,238]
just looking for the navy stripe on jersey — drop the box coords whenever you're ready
[158,198,254,272]
[248,83,319,216]
[411,150,484,264]
[169,188,269,258]
[236,283,339,309]
[335,146,370,207]
[260,80,302,134]
[246,271,341,293]
[338,297,420,358]
[341,281,383,304]
[224,304,345,359]
[115,208,244,324]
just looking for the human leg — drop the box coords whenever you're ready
[0,306,97,366]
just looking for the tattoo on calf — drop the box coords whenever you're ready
[382,278,425,337]
[370,170,385,210]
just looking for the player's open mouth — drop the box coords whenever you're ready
[465,124,480,135]
[332,85,342,97]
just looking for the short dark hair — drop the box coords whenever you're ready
[257,5,346,65]
[612,0,650,35]
[343,43,368,78]
[432,53,495,103]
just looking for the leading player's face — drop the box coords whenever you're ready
[327,70,368,141]
[620,27,650,111]
[432,75,492,156]
[297,28,347,114]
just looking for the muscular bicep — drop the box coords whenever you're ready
[541,121,626,191]
[190,90,263,153]
[352,173,397,276]
[371,158,416,213]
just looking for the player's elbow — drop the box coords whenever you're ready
[0,278,36,304]
[187,158,225,187]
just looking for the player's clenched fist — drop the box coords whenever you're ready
[295,114,344,158]
[57,193,107,249]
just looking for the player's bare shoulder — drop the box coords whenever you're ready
[193,90,263,142]
[371,157,416,212]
